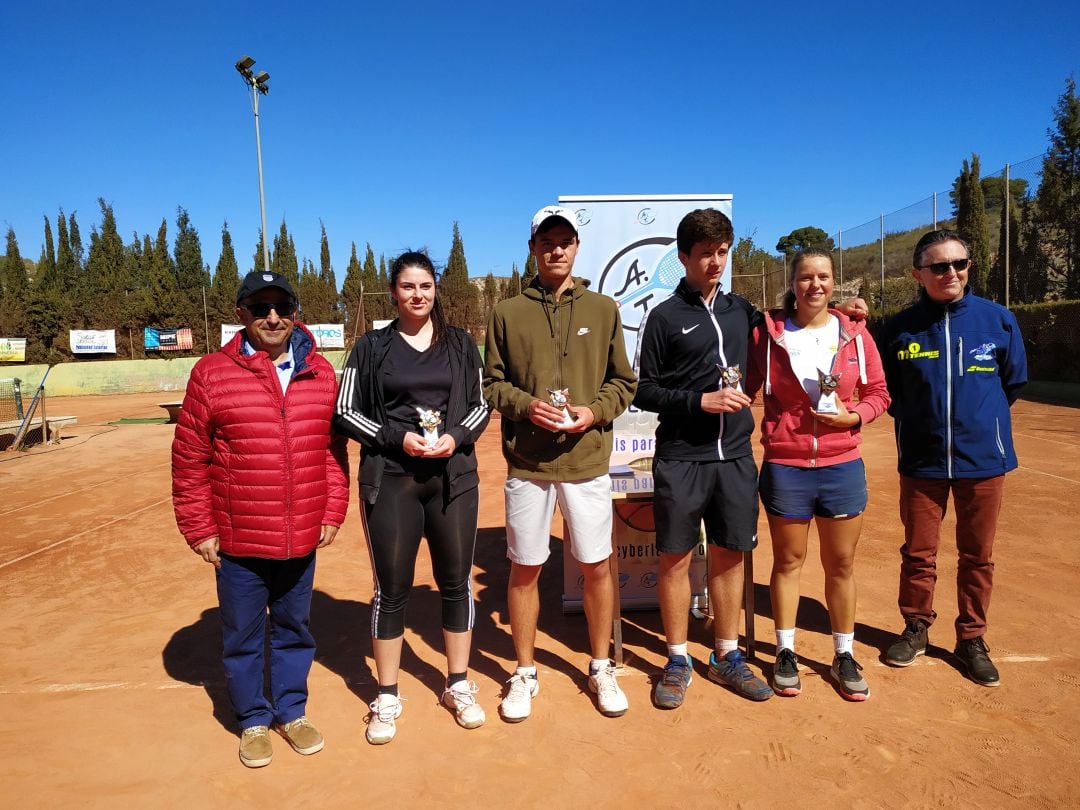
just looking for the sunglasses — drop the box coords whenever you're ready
[917,258,971,275]
[242,301,295,318]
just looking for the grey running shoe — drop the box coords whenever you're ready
[653,656,694,709]
[954,637,1001,687]
[771,648,802,697]
[831,652,870,701]
[707,650,772,702]
[885,619,928,667]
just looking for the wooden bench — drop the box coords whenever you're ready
[159,402,183,424]
[0,415,78,448]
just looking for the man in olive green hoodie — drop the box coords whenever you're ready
[484,205,637,722]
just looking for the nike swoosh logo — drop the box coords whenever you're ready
[682,325,700,334]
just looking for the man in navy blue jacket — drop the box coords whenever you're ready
[878,229,1027,687]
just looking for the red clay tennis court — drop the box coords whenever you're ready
[2,392,1077,807]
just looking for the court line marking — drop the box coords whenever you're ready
[1016,465,1080,484]
[0,463,170,517]
[1013,431,1080,448]
[0,497,171,570]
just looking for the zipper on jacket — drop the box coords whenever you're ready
[701,293,727,461]
[279,377,294,559]
[552,289,563,478]
[944,311,954,478]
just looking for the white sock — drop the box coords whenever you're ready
[667,643,689,663]
[776,628,796,653]
[589,658,610,675]
[833,632,854,655]
[515,665,537,678]
[716,639,739,657]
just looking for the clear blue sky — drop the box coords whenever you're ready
[3,1,1078,279]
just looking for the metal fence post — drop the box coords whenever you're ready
[1004,163,1011,308]
[933,192,938,229]
[879,214,886,313]
[838,229,844,293]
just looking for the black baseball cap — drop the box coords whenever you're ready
[236,270,298,305]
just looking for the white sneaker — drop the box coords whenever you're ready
[442,681,486,729]
[589,664,628,717]
[366,693,404,745]
[499,672,540,723]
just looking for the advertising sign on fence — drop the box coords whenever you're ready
[70,330,116,354]
[145,327,193,351]
[0,338,27,362]
[221,324,243,345]
[308,323,345,349]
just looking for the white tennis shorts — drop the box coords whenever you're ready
[504,475,613,565]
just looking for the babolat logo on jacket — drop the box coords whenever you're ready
[878,290,1028,480]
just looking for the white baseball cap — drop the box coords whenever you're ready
[530,205,579,237]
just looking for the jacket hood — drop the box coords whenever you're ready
[763,308,868,342]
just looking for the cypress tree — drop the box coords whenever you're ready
[38,215,57,291]
[271,220,299,285]
[69,211,84,270]
[252,229,267,274]
[210,222,241,342]
[148,219,180,327]
[955,154,991,296]
[1035,77,1080,299]
[509,263,522,297]
[0,227,29,337]
[318,222,340,322]
[83,199,128,329]
[376,254,390,320]
[56,209,75,291]
[341,241,364,337]
[523,254,538,288]
[441,222,478,332]
[174,207,209,349]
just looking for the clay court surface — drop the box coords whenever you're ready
[2,391,1078,808]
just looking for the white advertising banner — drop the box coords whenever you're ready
[308,323,345,349]
[558,194,733,465]
[221,324,243,345]
[69,329,116,354]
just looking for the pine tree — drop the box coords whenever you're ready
[56,209,76,292]
[318,222,340,322]
[341,241,364,338]
[523,254,538,288]
[955,154,992,296]
[441,222,478,333]
[69,211,84,271]
[1035,77,1080,298]
[174,208,209,350]
[0,227,29,337]
[38,215,58,291]
[210,222,241,343]
[509,263,522,298]
[83,199,128,329]
[271,220,299,285]
[297,257,323,322]
[148,219,180,327]
[252,229,267,274]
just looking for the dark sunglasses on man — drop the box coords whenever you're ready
[242,301,296,318]
[917,258,971,275]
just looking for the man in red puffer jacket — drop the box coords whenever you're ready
[172,270,348,768]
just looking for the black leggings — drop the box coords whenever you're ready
[363,473,479,639]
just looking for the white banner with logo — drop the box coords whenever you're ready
[221,324,243,346]
[558,194,733,465]
[557,195,732,612]
[308,323,345,349]
[69,329,116,354]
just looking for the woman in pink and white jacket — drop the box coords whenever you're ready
[746,249,889,702]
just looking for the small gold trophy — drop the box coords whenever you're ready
[416,407,442,447]
[717,364,742,390]
[816,371,841,415]
[546,388,576,428]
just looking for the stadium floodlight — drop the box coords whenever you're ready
[235,55,272,274]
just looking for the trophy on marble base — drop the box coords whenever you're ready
[416,407,442,447]
[547,387,576,428]
[717,364,742,390]
[816,371,842,414]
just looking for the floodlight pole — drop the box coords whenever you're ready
[236,56,271,274]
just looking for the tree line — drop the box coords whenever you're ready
[0,208,538,364]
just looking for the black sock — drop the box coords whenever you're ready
[447,671,467,687]
[378,684,398,697]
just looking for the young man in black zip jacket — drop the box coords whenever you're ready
[634,208,772,708]
[635,209,866,710]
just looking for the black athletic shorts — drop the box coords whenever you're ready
[653,455,759,554]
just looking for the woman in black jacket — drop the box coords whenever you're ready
[334,250,489,744]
